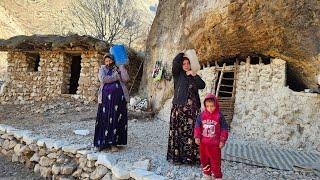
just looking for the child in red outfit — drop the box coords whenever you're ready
[194,93,229,180]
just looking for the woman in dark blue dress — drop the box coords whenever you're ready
[94,53,129,152]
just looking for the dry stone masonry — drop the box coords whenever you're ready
[232,59,320,151]
[157,59,320,152]
[0,51,101,104]
[0,35,143,104]
[0,124,167,180]
[201,59,320,151]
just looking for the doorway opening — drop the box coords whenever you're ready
[62,54,82,94]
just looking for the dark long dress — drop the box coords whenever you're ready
[94,69,128,148]
[167,78,200,164]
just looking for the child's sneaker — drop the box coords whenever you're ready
[201,174,211,180]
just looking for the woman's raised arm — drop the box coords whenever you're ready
[172,53,184,77]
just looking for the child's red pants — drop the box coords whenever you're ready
[199,144,222,178]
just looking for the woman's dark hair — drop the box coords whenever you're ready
[182,57,190,69]
[103,53,114,60]
[102,53,115,67]
[182,56,190,63]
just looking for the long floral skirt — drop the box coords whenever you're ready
[93,81,128,148]
[167,102,200,164]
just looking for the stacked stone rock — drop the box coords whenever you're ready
[230,59,320,151]
[61,53,73,94]
[2,52,42,103]
[40,52,66,101]
[197,65,219,107]
[157,59,320,152]
[0,124,167,180]
[77,51,101,102]
[0,51,101,105]
[0,49,142,105]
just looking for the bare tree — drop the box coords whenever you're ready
[70,0,145,45]
[122,13,145,48]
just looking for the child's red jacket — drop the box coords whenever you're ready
[194,94,229,146]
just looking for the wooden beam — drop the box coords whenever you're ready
[246,56,251,65]
[245,56,251,77]
[216,63,226,97]
[203,63,207,69]
[259,57,263,64]
[232,58,239,98]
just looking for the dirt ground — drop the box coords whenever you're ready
[0,98,153,146]
[0,98,319,179]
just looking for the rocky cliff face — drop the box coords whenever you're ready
[142,0,320,110]
[0,0,157,39]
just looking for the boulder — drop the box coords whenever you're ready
[90,165,109,180]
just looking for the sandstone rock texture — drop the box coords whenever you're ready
[0,0,157,42]
[142,0,320,110]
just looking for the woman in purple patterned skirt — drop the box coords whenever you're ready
[94,53,129,152]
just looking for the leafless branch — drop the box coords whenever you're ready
[70,0,148,47]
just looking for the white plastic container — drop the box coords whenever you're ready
[184,49,201,72]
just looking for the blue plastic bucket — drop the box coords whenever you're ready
[110,45,129,65]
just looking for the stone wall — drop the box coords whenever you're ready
[77,52,101,102]
[197,65,219,104]
[200,58,320,151]
[0,124,166,180]
[231,59,320,151]
[61,54,73,94]
[0,52,7,81]
[158,59,320,151]
[0,51,101,104]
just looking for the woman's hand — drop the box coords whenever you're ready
[195,138,200,145]
[186,70,196,76]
